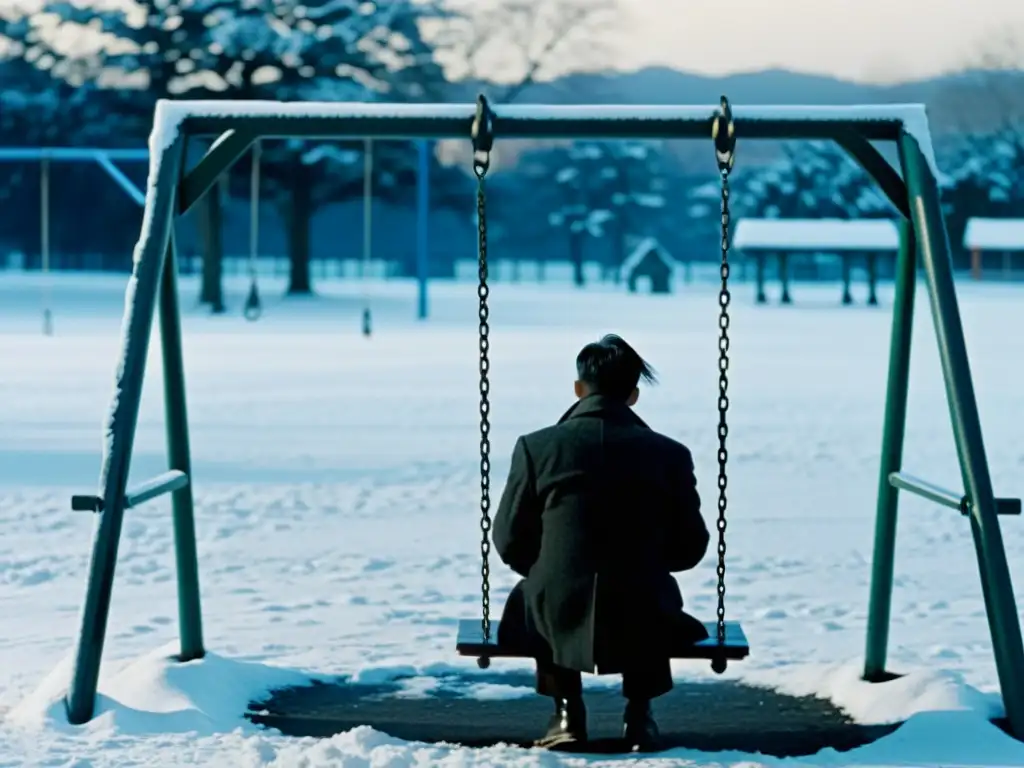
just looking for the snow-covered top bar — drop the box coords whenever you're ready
[963,218,1024,250]
[151,99,938,174]
[734,218,901,251]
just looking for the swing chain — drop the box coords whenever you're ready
[711,95,735,669]
[472,95,495,666]
[244,140,263,322]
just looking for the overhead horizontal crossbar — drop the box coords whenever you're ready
[71,470,190,513]
[0,147,147,161]
[160,100,926,143]
[888,472,1021,516]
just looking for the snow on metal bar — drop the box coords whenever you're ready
[124,470,189,509]
[734,218,901,251]
[149,99,939,176]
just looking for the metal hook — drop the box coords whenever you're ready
[712,95,736,173]
[471,94,495,177]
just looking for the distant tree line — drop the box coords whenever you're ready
[0,2,1021,300]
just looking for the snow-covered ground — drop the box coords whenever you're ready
[1,270,1024,767]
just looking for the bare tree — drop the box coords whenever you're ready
[931,28,1024,137]
[431,0,618,104]
[928,27,1024,264]
[424,0,619,212]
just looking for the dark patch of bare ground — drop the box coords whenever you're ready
[248,671,902,756]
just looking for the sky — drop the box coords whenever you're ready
[604,0,1024,83]
[11,0,1024,87]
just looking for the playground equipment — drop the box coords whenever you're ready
[244,140,263,321]
[733,218,900,305]
[455,96,748,673]
[0,147,147,334]
[62,99,1024,746]
[362,139,373,336]
[40,157,52,335]
[234,137,426,329]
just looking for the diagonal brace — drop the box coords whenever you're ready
[178,129,256,214]
[94,153,146,206]
[833,131,910,219]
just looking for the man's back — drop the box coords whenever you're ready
[493,394,709,673]
[520,395,706,579]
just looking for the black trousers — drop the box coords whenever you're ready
[497,581,688,704]
[499,581,675,701]
[535,657,673,701]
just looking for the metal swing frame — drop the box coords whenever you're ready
[60,97,1024,742]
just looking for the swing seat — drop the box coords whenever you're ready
[455,619,750,661]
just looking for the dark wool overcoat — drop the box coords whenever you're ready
[492,394,710,674]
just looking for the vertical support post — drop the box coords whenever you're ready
[779,253,792,304]
[901,133,1024,737]
[841,254,853,305]
[867,253,879,306]
[243,141,263,322]
[971,248,981,280]
[755,253,766,304]
[362,139,372,280]
[41,157,53,336]
[65,137,186,726]
[416,139,430,320]
[159,231,204,662]
[361,139,373,336]
[863,218,916,681]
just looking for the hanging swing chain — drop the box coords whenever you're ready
[250,139,261,284]
[244,140,263,322]
[472,95,496,646]
[711,96,736,647]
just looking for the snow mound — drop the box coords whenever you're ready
[6,643,312,736]
[746,659,1002,724]
[846,711,1024,767]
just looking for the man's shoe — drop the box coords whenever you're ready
[623,699,661,753]
[534,697,587,749]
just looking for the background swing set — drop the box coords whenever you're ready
[221,135,379,330]
[62,97,1024,746]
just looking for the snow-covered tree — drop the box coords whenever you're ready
[525,140,667,286]
[595,141,667,280]
[4,0,453,298]
[0,49,131,262]
[732,141,892,220]
[936,129,1024,265]
[211,0,452,294]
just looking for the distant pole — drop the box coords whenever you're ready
[41,157,53,336]
[416,140,430,320]
[362,139,373,336]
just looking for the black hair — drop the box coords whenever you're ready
[575,334,657,401]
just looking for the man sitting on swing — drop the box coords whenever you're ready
[493,334,710,752]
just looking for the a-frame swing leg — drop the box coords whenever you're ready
[864,219,916,682]
[65,137,188,726]
[900,134,1024,738]
[159,229,204,663]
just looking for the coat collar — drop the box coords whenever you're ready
[556,393,650,429]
